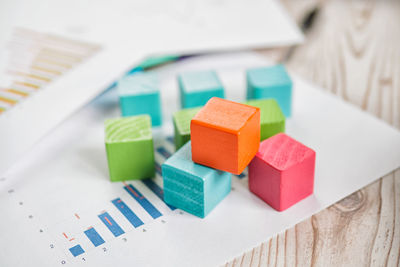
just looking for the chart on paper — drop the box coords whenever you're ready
[0,142,174,263]
[0,138,246,265]
[0,28,100,115]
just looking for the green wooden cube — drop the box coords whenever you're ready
[105,115,155,181]
[244,99,285,141]
[173,107,201,150]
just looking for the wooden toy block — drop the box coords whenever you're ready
[246,64,292,117]
[248,133,315,211]
[162,141,231,218]
[105,115,155,182]
[244,99,285,141]
[178,70,225,108]
[118,72,162,126]
[191,97,260,175]
[173,107,201,150]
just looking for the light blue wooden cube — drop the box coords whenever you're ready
[178,70,225,108]
[118,72,162,126]
[162,141,231,218]
[246,64,292,117]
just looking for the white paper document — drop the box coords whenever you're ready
[0,52,399,267]
[0,0,303,174]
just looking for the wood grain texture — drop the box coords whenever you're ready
[225,0,400,266]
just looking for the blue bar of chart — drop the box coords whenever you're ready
[69,244,85,257]
[236,173,246,179]
[142,178,176,210]
[84,227,105,247]
[124,184,162,219]
[98,212,125,237]
[112,198,144,228]
[156,147,172,158]
[155,162,162,175]
[166,136,175,145]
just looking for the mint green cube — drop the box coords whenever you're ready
[246,64,292,117]
[105,115,155,182]
[173,107,201,150]
[244,99,285,141]
[118,73,162,126]
[178,70,225,108]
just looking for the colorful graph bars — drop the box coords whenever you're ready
[66,144,191,258]
[0,28,101,116]
[67,153,175,258]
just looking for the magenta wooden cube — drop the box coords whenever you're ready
[248,133,316,211]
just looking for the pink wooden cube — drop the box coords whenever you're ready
[248,133,316,211]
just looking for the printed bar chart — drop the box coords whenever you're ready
[69,245,85,257]
[84,227,105,247]
[124,184,162,219]
[98,212,125,237]
[66,148,177,258]
[112,198,144,228]
[142,178,176,210]
[0,28,101,116]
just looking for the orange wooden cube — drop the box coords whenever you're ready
[191,97,260,175]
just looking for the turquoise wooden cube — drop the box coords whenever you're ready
[118,72,162,126]
[246,64,292,117]
[178,70,225,108]
[162,141,231,218]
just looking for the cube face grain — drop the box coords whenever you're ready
[248,133,315,211]
[162,142,231,218]
[173,107,201,150]
[118,73,162,126]
[191,97,260,175]
[246,65,292,117]
[244,99,285,141]
[178,70,225,108]
[105,115,155,182]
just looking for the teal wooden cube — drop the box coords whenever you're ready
[105,115,155,182]
[173,107,201,150]
[162,141,231,218]
[246,64,292,117]
[178,70,225,108]
[244,99,285,141]
[118,72,162,126]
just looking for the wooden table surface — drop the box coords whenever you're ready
[225,1,400,266]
